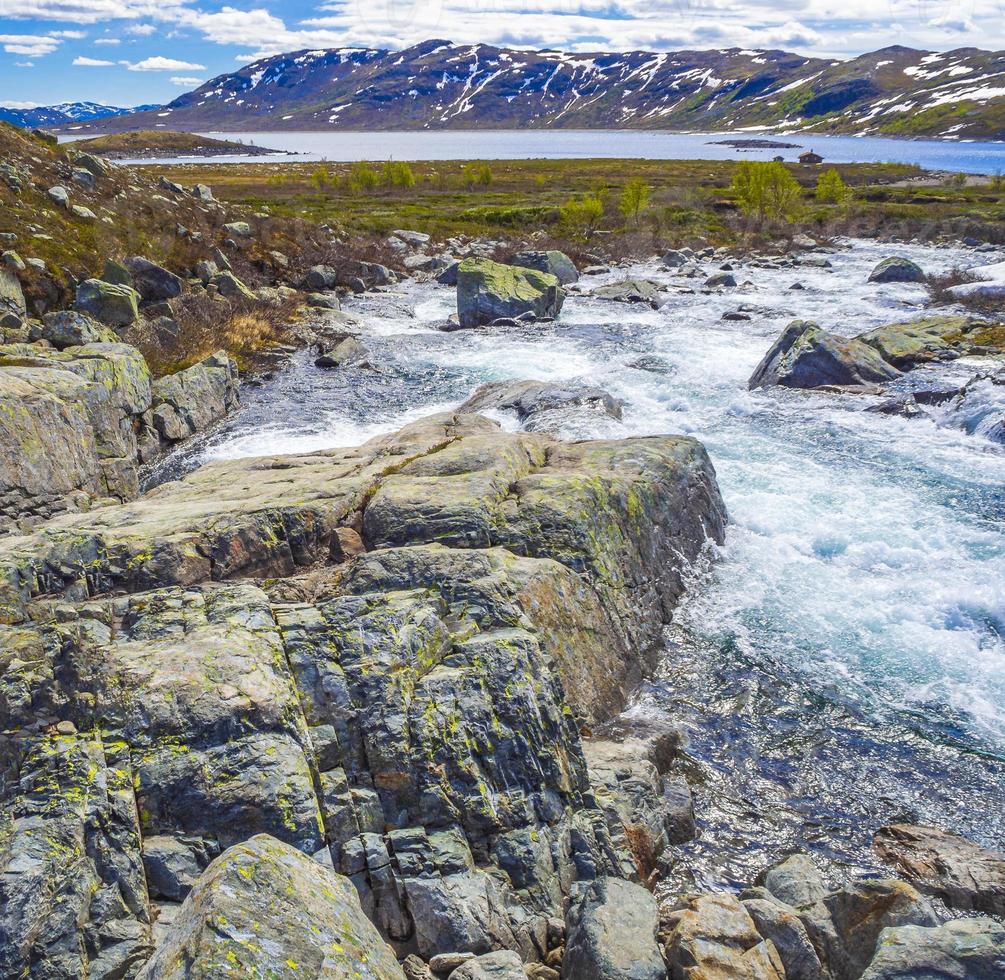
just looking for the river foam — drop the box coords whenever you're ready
[157,237,1005,878]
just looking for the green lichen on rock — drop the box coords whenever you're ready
[456,257,564,328]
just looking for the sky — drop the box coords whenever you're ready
[0,0,999,107]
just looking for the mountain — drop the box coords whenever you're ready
[1,102,159,129]
[59,40,1005,139]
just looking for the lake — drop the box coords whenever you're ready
[90,129,1005,174]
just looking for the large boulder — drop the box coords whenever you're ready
[666,893,784,980]
[75,278,140,327]
[511,250,580,285]
[137,835,405,979]
[748,320,900,390]
[868,256,925,284]
[0,341,152,523]
[124,256,184,302]
[456,258,564,328]
[856,315,970,368]
[562,877,665,980]
[0,414,726,970]
[860,917,1005,980]
[873,823,1005,918]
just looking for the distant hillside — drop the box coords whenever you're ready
[1,102,158,130]
[70,129,280,159]
[61,40,1005,140]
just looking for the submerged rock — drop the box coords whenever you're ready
[137,835,405,979]
[457,379,622,432]
[456,258,564,328]
[592,278,665,308]
[856,315,970,368]
[748,320,900,390]
[868,257,925,284]
[874,823,1005,918]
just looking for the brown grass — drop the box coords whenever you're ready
[139,291,299,376]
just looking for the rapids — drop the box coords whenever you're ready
[149,238,1005,890]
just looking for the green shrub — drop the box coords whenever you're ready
[732,160,803,222]
[343,163,380,195]
[382,160,416,189]
[619,177,651,226]
[457,204,559,226]
[815,168,852,205]
[560,193,605,237]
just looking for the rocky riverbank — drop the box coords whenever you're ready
[2,122,1005,979]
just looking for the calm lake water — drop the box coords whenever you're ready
[84,129,1005,174]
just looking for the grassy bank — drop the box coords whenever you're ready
[153,157,1005,256]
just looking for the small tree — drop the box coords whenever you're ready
[732,160,803,222]
[815,168,851,205]
[344,163,380,195]
[560,193,605,238]
[382,160,415,190]
[310,165,331,191]
[619,177,651,227]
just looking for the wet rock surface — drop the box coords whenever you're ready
[456,258,565,328]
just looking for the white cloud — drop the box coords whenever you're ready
[126,23,157,35]
[73,54,114,64]
[0,99,40,107]
[124,54,206,70]
[15,60,35,66]
[169,74,202,84]
[0,32,63,56]
[94,37,121,44]
[49,29,87,37]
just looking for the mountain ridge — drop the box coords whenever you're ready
[54,40,1005,140]
[1,101,159,129]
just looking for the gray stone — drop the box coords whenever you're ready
[458,379,622,430]
[860,917,1005,980]
[40,310,118,348]
[0,267,26,320]
[75,278,140,327]
[71,167,96,191]
[704,271,737,288]
[868,256,925,284]
[592,279,664,308]
[748,320,900,390]
[451,950,527,979]
[191,183,214,201]
[512,250,580,285]
[304,264,339,290]
[562,878,664,980]
[222,221,251,238]
[136,835,405,979]
[124,256,184,302]
[47,185,70,208]
[210,271,256,301]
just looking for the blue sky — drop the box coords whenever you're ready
[0,0,997,107]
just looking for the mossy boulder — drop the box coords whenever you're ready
[749,320,900,390]
[137,835,405,979]
[75,278,140,327]
[456,257,564,328]
[857,315,997,365]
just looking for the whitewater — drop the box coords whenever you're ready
[151,238,1005,884]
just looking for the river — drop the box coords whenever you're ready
[149,238,1005,890]
[83,129,1005,175]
